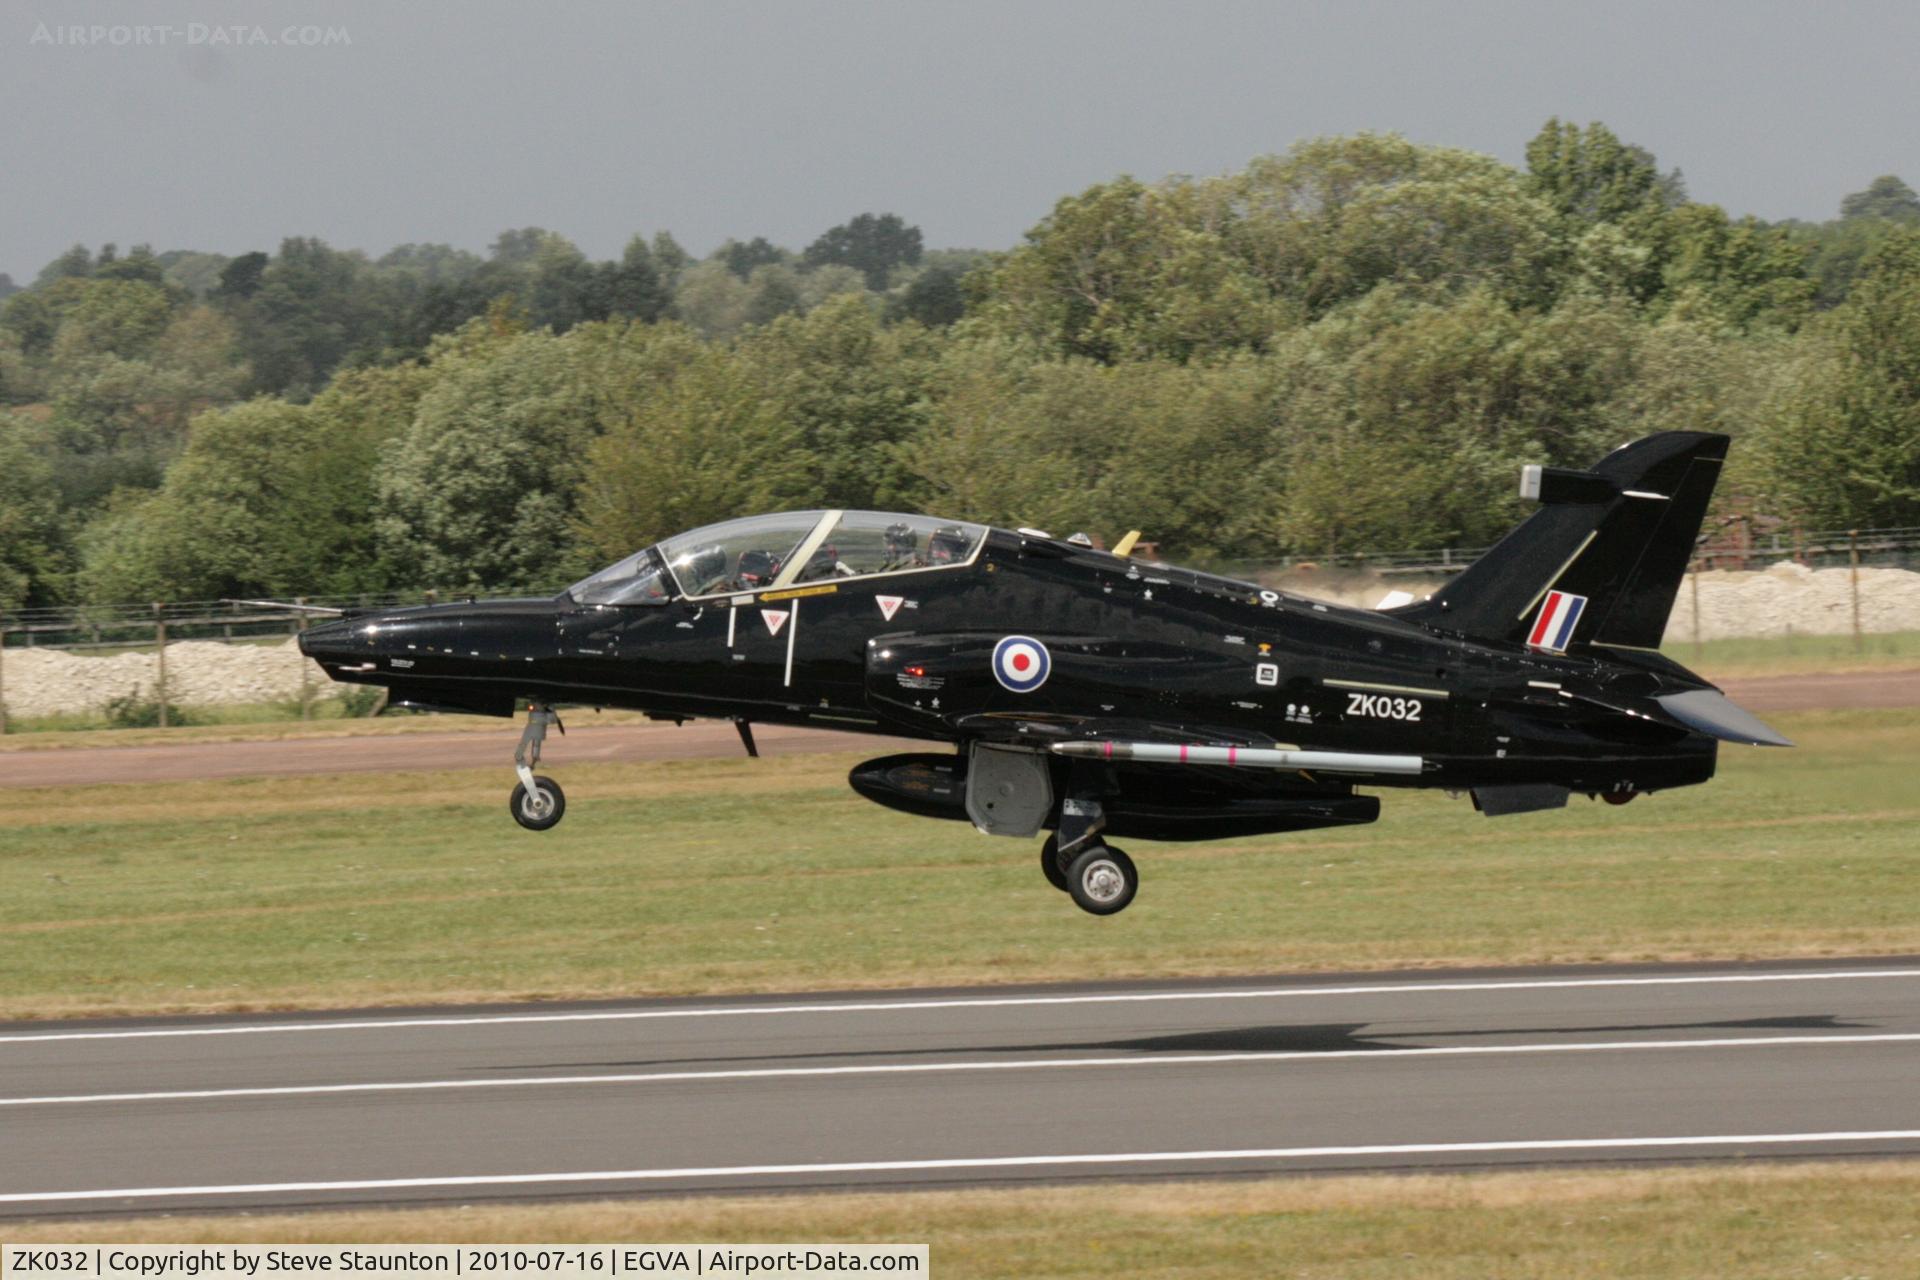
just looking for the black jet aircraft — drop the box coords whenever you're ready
[300,431,1788,915]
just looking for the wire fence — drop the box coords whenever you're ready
[2,525,1916,732]
[1215,525,1920,581]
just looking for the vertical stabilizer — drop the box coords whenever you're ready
[1395,432,1728,653]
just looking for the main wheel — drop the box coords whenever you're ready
[1065,844,1137,916]
[1039,835,1071,892]
[510,775,566,831]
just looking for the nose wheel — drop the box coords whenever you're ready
[510,775,566,830]
[510,704,566,831]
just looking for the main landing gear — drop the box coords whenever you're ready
[510,704,566,831]
[1041,798,1139,915]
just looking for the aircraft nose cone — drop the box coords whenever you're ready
[297,617,356,660]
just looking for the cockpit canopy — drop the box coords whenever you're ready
[566,510,988,606]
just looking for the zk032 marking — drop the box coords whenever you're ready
[1347,692,1422,722]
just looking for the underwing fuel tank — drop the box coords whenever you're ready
[847,752,1382,841]
[848,754,969,822]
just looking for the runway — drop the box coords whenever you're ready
[0,668,1911,789]
[4,958,1920,1216]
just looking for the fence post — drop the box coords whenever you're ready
[0,608,8,735]
[296,597,313,721]
[1850,529,1862,654]
[153,603,168,728]
[1690,562,1702,660]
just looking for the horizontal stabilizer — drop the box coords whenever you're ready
[1654,689,1794,747]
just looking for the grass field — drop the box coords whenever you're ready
[1662,627,1920,675]
[12,1162,1920,1277]
[1,708,1915,1020]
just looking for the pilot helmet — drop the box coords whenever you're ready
[884,522,917,557]
[736,548,780,586]
[928,526,970,563]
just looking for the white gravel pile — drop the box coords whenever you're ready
[1664,562,1920,642]
[1,639,335,720]
[1287,562,1920,643]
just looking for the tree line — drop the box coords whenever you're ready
[3,120,1918,610]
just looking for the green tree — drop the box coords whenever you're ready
[1840,175,1920,223]
[0,413,72,605]
[1525,119,1678,223]
[228,237,381,397]
[1659,204,1813,330]
[595,235,670,322]
[1760,229,1920,526]
[49,278,176,363]
[1233,134,1564,316]
[980,174,1278,362]
[907,341,1276,558]
[213,251,269,301]
[34,244,94,286]
[74,388,405,603]
[575,331,809,558]
[376,325,637,589]
[159,250,232,297]
[803,213,924,290]
[888,261,969,327]
[718,237,787,279]
[94,244,166,285]
[742,263,804,328]
[979,135,1562,361]
[740,295,939,509]
[671,260,752,340]
[1262,288,1647,554]
[650,231,692,280]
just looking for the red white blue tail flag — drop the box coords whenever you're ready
[1527,590,1587,653]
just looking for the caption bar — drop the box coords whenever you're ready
[3,1247,927,1278]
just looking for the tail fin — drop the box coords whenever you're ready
[1397,432,1727,652]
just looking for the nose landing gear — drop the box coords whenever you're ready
[510,704,566,831]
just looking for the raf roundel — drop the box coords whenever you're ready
[992,635,1051,693]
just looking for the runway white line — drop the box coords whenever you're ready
[7,1032,1920,1108]
[6,968,1919,1045]
[7,1130,1920,1204]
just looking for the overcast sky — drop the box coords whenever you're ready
[3,0,1916,282]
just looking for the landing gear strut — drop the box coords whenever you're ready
[510,704,566,831]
